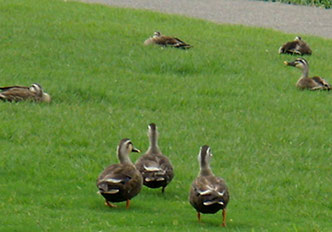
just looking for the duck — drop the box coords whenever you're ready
[135,123,174,193]
[189,145,230,227]
[144,31,192,49]
[96,138,143,209]
[284,58,331,90]
[279,36,312,55]
[0,83,51,103]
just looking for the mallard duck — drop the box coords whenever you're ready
[0,83,51,103]
[135,123,174,193]
[189,145,230,227]
[279,36,312,55]
[144,31,192,49]
[284,58,331,90]
[97,138,143,208]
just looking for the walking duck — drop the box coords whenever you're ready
[0,83,51,103]
[135,123,174,193]
[284,58,331,90]
[144,31,192,49]
[279,36,312,55]
[189,145,230,227]
[97,138,143,208]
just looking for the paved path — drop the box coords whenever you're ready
[78,0,332,39]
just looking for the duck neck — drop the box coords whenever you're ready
[117,149,133,165]
[301,65,309,78]
[199,161,213,176]
[147,131,160,154]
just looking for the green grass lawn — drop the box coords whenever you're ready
[0,0,331,231]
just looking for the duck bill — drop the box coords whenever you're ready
[284,61,296,66]
[132,147,141,153]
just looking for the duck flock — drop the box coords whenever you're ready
[1,32,330,227]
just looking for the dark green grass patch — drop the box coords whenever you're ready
[260,0,331,8]
[0,0,332,231]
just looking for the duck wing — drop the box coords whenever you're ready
[136,154,174,183]
[97,164,142,196]
[190,175,229,209]
[0,87,33,102]
[0,85,29,91]
[312,76,331,90]
[297,40,312,55]
[155,36,191,49]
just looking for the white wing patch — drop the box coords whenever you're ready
[203,200,224,206]
[103,178,123,183]
[198,185,224,196]
[143,165,162,172]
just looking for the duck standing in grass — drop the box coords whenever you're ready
[189,145,229,227]
[135,123,174,193]
[144,31,192,49]
[97,138,143,209]
[279,36,312,55]
[284,58,330,90]
[0,83,51,103]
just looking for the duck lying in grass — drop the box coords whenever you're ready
[0,83,51,103]
[189,145,230,227]
[284,58,330,91]
[279,36,312,55]
[135,123,174,193]
[97,138,143,209]
[144,31,192,49]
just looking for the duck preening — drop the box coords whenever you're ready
[135,123,174,193]
[144,31,192,49]
[284,58,331,91]
[97,138,143,209]
[279,36,312,55]
[189,145,229,227]
[0,83,51,103]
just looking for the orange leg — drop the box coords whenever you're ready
[222,208,227,227]
[105,201,117,208]
[126,199,130,209]
[197,212,201,222]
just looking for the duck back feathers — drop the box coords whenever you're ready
[0,83,51,103]
[97,138,143,206]
[189,145,229,226]
[144,32,192,49]
[97,163,142,202]
[135,123,174,192]
[279,36,312,55]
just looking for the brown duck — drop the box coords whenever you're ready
[97,138,143,208]
[279,36,312,55]
[135,123,174,193]
[0,83,51,103]
[144,31,192,49]
[284,58,330,90]
[189,145,229,227]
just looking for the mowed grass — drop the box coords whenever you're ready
[0,0,332,231]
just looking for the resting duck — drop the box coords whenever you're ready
[97,138,143,209]
[144,31,192,49]
[284,58,331,90]
[0,83,51,103]
[279,36,312,55]
[189,145,230,227]
[135,123,174,193]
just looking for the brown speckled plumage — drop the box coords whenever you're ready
[135,123,174,193]
[189,145,229,227]
[97,138,142,208]
[144,32,192,49]
[279,36,312,55]
[284,58,330,91]
[0,83,51,103]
